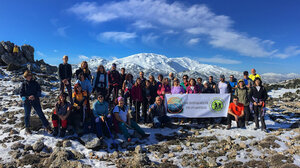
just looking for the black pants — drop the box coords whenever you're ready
[108,85,119,103]
[227,114,245,127]
[142,99,151,122]
[133,101,142,122]
[60,81,73,104]
[253,105,266,129]
[244,105,251,122]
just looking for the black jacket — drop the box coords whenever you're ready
[202,87,215,93]
[20,79,41,100]
[143,85,157,101]
[249,86,268,103]
[58,63,72,81]
[75,68,91,81]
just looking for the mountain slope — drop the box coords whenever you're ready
[74,53,300,83]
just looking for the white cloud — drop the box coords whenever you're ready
[68,0,294,58]
[79,55,89,60]
[198,55,241,64]
[56,26,69,37]
[187,38,200,45]
[141,33,159,45]
[274,46,300,59]
[132,21,155,29]
[36,51,46,57]
[98,31,137,42]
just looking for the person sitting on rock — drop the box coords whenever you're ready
[227,96,245,130]
[93,94,112,139]
[52,92,72,137]
[113,97,150,142]
[20,70,52,134]
[148,96,171,128]
[71,83,88,136]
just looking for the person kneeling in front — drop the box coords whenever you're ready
[227,96,245,130]
[148,96,171,128]
[113,97,150,142]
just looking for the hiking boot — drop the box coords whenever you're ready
[52,127,58,136]
[254,127,259,130]
[245,121,249,126]
[59,128,66,138]
[45,126,53,134]
[226,125,231,130]
[25,127,32,134]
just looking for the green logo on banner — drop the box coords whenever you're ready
[210,99,224,112]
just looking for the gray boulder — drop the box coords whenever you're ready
[21,45,34,62]
[1,41,14,53]
[32,141,45,152]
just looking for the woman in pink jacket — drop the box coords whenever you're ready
[157,78,171,100]
[186,78,201,94]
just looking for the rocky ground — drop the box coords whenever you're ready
[0,67,299,168]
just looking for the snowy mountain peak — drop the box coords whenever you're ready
[75,53,300,83]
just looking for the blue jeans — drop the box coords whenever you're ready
[24,100,49,128]
[118,119,145,139]
[154,115,171,127]
[95,116,112,137]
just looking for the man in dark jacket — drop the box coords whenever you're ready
[58,55,73,104]
[148,96,171,128]
[20,70,52,134]
[108,63,121,102]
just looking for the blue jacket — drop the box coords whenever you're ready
[93,101,109,117]
[76,79,92,94]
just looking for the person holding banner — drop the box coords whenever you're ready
[227,96,245,130]
[186,78,201,94]
[157,78,171,100]
[216,75,232,94]
[202,81,215,93]
[171,78,185,94]
[113,97,150,142]
[148,96,171,128]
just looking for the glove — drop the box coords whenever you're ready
[95,117,100,123]
[22,97,26,101]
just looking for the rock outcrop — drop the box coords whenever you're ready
[0,41,57,74]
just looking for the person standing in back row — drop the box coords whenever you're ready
[243,71,253,88]
[76,61,92,81]
[93,65,109,100]
[58,55,73,104]
[108,63,121,103]
[249,69,261,81]
[216,75,232,94]
[120,68,126,97]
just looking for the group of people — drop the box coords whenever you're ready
[19,55,268,142]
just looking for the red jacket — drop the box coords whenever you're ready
[131,84,143,102]
[186,85,201,94]
[157,84,171,100]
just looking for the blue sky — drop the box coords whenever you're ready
[1,0,300,74]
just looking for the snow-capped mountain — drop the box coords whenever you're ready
[74,53,300,83]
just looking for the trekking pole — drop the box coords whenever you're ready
[104,120,118,150]
[83,106,86,124]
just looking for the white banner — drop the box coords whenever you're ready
[164,94,231,118]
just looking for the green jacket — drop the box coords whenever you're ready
[235,87,250,106]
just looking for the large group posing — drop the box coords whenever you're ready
[19,55,269,142]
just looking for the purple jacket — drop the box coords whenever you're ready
[171,86,185,94]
